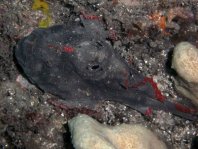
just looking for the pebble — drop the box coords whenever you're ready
[68,114,167,149]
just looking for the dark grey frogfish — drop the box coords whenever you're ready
[15,16,197,120]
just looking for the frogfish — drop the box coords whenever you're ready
[15,15,198,120]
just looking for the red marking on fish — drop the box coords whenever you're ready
[48,44,60,50]
[81,12,100,20]
[64,46,74,53]
[129,79,147,88]
[47,98,69,111]
[47,98,101,118]
[175,103,197,114]
[123,71,130,89]
[144,107,153,116]
[143,77,165,102]
[123,76,165,102]
[123,79,129,90]
[48,44,74,53]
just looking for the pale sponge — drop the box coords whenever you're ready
[68,114,167,149]
[172,42,198,106]
[172,42,198,83]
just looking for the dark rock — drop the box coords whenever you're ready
[191,136,198,149]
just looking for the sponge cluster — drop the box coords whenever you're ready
[68,114,167,149]
[172,42,198,83]
[172,42,198,107]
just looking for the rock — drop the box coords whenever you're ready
[191,136,198,149]
[68,114,167,149]
[172,42,198,107]
[119,0,140,7]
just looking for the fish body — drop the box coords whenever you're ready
[15,17,197,120]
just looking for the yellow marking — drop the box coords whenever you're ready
[32,0,51,28]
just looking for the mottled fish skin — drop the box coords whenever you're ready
[15,18,198,121]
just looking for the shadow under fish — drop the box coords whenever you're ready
[14,16,198,121]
